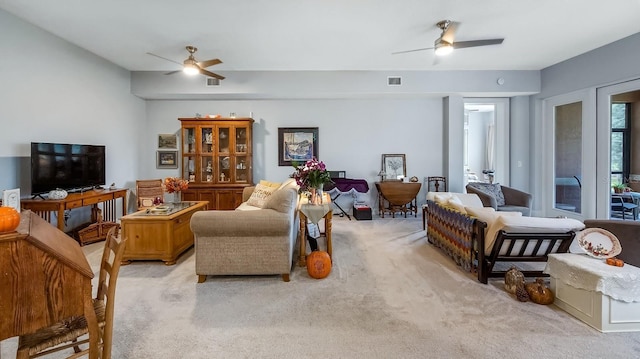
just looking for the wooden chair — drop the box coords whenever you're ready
[17,226,127,359]
[427,176,447,192]
[136,179,164,209]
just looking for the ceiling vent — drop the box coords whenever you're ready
[206,78,220,87]
[387,76,402,86]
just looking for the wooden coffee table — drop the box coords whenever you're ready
[120,201,208,265]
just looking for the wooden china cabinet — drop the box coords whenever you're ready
[178,117,254,210]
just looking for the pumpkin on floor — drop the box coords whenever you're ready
[307,251,331,279]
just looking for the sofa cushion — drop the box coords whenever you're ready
[265,187,297,213]
[465,206,522,230]
[484,215,585,254]
[236,202,262,211]
[467,183,505,206]
[247,183,278,208]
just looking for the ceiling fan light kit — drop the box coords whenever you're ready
[392,19,504,59]
[148,45,225,80]
[434,40,454,56]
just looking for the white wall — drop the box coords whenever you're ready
[145,98,443,207]
[0,9,145,226]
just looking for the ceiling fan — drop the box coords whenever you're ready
[392,20,504,57]
[147,46,225,80]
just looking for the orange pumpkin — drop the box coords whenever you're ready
[0,207,20,233]
[606,257,624,267]
[306,251,332,279]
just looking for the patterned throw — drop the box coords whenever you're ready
[426,200,478,272]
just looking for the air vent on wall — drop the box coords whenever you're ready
[387,76,402,86]
[206,78,220,87]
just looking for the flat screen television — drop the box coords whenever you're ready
[31,142,106,195]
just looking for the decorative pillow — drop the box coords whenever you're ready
[259,180,281,188]
[468,183,506,206]
[246,183,278,208]
[433,193,452,204]
[446,198,466,214]
[265,187,296,213]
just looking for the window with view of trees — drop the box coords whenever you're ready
[611,103,630,186]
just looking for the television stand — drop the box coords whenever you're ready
[21,188,127,233]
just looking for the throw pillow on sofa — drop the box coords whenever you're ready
[468,183,506,206]
[247,183,278,208]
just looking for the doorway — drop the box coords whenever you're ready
[596,80,640,219]
[463,98,510,188]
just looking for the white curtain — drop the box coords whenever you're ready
[486,123,495,171]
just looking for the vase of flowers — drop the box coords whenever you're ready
[164,177,189,203]
[292,157,332,205]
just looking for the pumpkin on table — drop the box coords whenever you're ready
[306,251,331,279]
[0,206,20,233]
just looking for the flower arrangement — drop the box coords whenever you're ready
[291,157,332,191]
[164,177,189,193]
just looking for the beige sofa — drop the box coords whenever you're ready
[190,180,299,282]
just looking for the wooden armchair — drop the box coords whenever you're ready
[136,179,164,209]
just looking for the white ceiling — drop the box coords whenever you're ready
[2,0,640,73]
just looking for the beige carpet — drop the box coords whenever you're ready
[2,216,639,358]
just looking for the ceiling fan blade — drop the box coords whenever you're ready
[146,52,182,65]
[441,21,459,44]
[453,39,504,49]
[164,70,181,75]
[391,47,434,55]
[197,58,222,68]
[200,68,225,80]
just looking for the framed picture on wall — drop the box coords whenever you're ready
[157,151,179,169]
[158,134,178,149]
[278,127,319,166]
[381,154,406,181]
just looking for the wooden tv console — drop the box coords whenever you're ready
[21,188,128,232]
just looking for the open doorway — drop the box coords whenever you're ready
[463,98,509,188]
[596,78,640,220]
[609,91,640,219]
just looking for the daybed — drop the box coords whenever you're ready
[425,192,584,283]
[190,179,299,282]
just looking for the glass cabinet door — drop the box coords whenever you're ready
[184,155,196,182]
[218,126,230,154]
[218,156,230,183]
[183,127,196,154]
[202,157,213,183]
[235,126,248,153]
[201,126,214,154]
[236,155,249,183]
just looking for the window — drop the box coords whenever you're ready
[611,103,630,185]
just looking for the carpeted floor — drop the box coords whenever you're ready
[2,216,640,358]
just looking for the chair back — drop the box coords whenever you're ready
[97,226,127,359]
[136,179,163,209]
[427,176,447,192]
